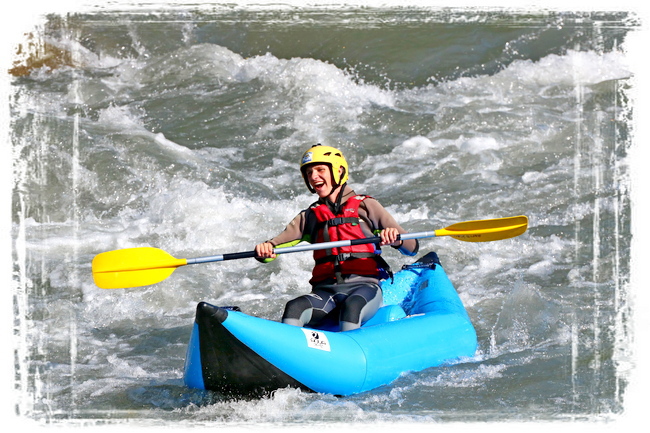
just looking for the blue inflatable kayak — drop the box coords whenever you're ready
[183,252,477,397]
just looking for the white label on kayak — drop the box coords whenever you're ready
[302,329,331,352]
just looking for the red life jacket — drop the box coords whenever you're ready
[308,195,388,284]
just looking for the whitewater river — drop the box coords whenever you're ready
[7,3,643,428]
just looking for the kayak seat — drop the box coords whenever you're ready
[362,304,407,327]
[309,304,407,331]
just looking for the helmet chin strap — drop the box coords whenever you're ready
[329,182,347,214]
[329,166,347,213]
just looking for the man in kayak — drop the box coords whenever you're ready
[255,144,418,331]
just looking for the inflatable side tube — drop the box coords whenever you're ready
[349,313,477,393]
[184,302,312,398]
[218,307,369,395]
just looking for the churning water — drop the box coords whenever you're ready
[6,3,643,428]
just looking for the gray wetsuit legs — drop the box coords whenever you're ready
[282,281,382,331]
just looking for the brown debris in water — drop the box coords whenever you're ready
[9,33,78,77]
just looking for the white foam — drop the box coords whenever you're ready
[501,49,631,87]
[425,49,631,112]
[391,136,436,157]
[528,259,556,277]
[459,136,502,155]
[97,105,197,160]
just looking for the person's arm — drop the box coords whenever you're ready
[362,199,419,256]
[255,211,307,262]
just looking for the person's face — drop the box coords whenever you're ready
[305,164,341,198]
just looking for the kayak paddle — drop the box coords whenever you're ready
[92,215,528,289]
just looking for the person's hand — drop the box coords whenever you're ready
[255,242,276,259]
[379,228,401,247]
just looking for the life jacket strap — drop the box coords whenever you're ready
[314,252,377,265]
[322,217,359,227]
[314,252,394,283]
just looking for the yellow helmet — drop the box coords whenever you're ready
[300,144,349,193]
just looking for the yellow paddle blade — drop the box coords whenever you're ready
[93,266,179,289]
[435,215,528,242]
[92,247,187,289]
